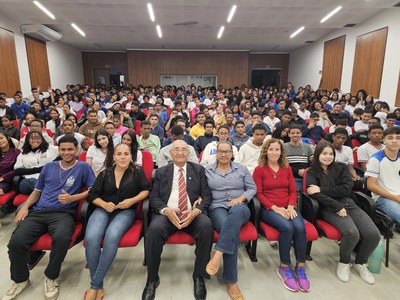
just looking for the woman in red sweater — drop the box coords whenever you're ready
[253,138,310,293]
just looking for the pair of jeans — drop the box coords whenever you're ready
[85,207,135,290]
[0,182,10,194]
[321,198,380,264]
[294,177,303,192]
[8,210,75,282]
[209,204,250,283]
[376,196,400,222]
[19,178,38,195]
[261,208,307,265]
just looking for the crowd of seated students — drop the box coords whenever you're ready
[0,82,400,300]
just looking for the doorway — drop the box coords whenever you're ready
[251,69,281,89]
[93,68,125,87]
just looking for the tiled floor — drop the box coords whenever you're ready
[1,213,399,300]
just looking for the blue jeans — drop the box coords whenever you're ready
[209,204,250,283]
[377,196,400,222]
[0,182,10,194]
[261,208,307,265]
[85,207,135,290]
[294,177,303,192]
[19,178,38,195]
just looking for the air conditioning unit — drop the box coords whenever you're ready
[21,24,62,42]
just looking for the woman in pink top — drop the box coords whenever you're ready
[253,138,310,293]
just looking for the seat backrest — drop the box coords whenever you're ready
[199,151,203,163]
[78,151,87,162]
[135,150,154,220]
[135,120,141,135]
[302,168,309,193]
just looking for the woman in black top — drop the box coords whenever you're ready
[306,141,379,285]
[84,143,150,300]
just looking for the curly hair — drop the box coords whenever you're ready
[258,138,288,168]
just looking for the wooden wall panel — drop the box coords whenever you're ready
[396,71,400,107]
[248,54,289,88]
[321,35,345,91]
[351,27,388,98]
[0,27,20,96]
[25,35,50,89]
[127,51,249,87]
[82,52,128,86]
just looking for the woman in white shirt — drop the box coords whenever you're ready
[46,109,62,135]
[14,131,59,194]
[86,129,114,176]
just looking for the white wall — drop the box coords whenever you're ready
[47,41,83,90]
[289,9,400,107]
[0,12,83,96]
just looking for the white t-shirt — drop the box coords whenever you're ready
[357,142,384,163]
[86,145,107,175]
[365,150,400,201]
[329,125,352,136]
[297,109,311,120]
[354,120,369,132]
[56,133,86,155]
[334,145,354,165]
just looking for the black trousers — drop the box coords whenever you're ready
[145,214,214,282]
[7,210,75,283]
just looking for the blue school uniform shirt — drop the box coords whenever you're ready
[32,161,95,211]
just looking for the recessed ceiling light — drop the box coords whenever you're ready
[156,25,162,38]
[320,6,342,23]
[217,26,225,39]
[290,26,305,38]
[71,23,85,37]
[147,3,155,22]
[227,5,237,23]
[33,1,55,20]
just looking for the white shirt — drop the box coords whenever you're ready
[297,109,311,120]
[357,142,384,163]
[86,146,107,175]
[166,164,192,212]
[354,120,369,132]
[329,125,352,136]
[334,146,354,165]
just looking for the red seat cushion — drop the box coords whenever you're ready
[114,220,143,247]
[30,223,83,251]
[259,220,318,241]
[213,221,258,242]
[316,220,342,240]
[13,194,29,206]
[166,231,196,244]
[0,190,16,206]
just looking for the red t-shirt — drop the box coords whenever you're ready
[253,165,297,210]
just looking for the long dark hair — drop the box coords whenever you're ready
[272,124,290,143]
[121,130,138,162]
[49,109,61,129]
[310,141,338,186]
[94,128,114,168]
[0,131,15,159]
[22,131,49,154]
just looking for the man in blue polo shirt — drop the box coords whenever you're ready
[10,94,30,119]
[2,136,95,300]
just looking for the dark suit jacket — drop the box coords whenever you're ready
[150,162,211,214]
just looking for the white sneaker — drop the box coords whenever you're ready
[353,264,375,285]
[1,280,30,300]
[44,277,59,300]
[336,262,351,282]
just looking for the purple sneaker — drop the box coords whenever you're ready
[295,266,311,292]
[277,267,299,292]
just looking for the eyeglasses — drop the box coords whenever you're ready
[217,150,233,155]
[29,137,42,141]
[172,148,188,153]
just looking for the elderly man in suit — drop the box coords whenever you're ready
[142,140,214,300]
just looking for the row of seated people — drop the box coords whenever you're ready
[0,128,399,300]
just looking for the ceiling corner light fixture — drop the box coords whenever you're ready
[320,6,343,23]
[227,5,237,23]
[217,26,225,39]
[156,25,162,38]
[33,1,55,20]
[290,26,305,38]
[147,3,155,22]
[71,23,86,37]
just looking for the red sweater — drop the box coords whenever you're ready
[253,165,297,210]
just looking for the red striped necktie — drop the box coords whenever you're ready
[178,168,188,220]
